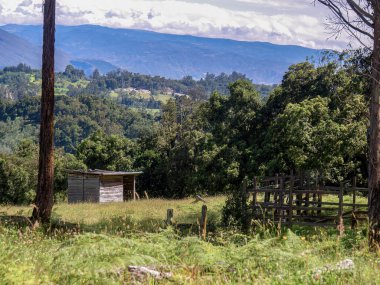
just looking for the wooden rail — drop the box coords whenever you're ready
[247,174,368,234]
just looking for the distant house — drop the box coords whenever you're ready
[67,170,143,204]
[174,93,189,98]
[162,87,174,95]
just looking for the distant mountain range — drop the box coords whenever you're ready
[0,24,322,84]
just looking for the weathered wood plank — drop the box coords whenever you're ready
[99,176,123,203]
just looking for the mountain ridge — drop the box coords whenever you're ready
[1,24,323,84]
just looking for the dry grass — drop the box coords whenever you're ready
[0,196,226,226]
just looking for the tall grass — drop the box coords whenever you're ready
[0,196,379,284]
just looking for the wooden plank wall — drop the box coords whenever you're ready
[99,176,124,203]
[123,175,135,201]
[84,176,100,202]
[68,174,84,204]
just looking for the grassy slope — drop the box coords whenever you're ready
[0,196,379,284]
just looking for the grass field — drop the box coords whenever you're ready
[0,196,379,284]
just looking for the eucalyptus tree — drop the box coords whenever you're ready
[32,0,56,223]
[315,0,380,246]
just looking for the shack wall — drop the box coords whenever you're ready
[123,175,136,201]
[68,174,100,203]
[68,174,84,203]
[84,176,100,202]
[99,176,124,203]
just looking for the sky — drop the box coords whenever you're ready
[0,0,354,50]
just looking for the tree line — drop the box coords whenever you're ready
[0,52,370,210]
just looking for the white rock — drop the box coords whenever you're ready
[336,259,355,270]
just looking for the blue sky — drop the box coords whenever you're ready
[0,0,353,49]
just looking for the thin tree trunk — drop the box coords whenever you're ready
[369,0,380,248]
[31,0,56,224]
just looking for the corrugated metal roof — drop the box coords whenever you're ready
[67,169,143,176]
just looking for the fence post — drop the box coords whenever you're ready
[312,175,317,216]
[288,173,294,226]
[304,174,310,216]
[279,176,285,225]
[252,177,258,218]
[297,172,304,215]
[351,176,357,229]
[317,174,322,216]
[200,205,207,240]
[241,178,249,233]
[337,182,345,236]
[274,173,279,206]
[263,175,269,204]
[166,209,174,226]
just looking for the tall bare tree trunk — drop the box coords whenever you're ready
[31,0,56,224]
[369,1,380,248]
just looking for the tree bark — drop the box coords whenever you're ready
[369,0,380,248]
[31,0,56,224]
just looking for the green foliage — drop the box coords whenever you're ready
[262,96,367,181]
[54,150,87,201]
[0,94,155,153]
[0,140,38,204]
[77,131,137,171]
[0,117,38,153]
[0,140,88,204]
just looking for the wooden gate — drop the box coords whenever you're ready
[247,174,368,232]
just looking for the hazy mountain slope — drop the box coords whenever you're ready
[0,28,41,69]
[2,24,322,83]
[0,27,71,71]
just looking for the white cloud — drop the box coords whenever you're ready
[19,0,32,7]
[0,0,357,49]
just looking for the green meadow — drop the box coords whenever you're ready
[0,196,378,284]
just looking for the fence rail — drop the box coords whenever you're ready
[245,174,368,233]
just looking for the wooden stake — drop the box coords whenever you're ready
[200,205,207,240]
[144,191,150,200]
[166,209,174,225]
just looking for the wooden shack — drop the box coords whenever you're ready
[67,170,142,204]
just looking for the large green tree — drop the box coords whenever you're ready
[316,0,380,247]
[263,96,367,181]
[76,131,137,171]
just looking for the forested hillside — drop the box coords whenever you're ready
[0,51,369,206]
[0,64,274,152]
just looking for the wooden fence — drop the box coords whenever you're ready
[245,174,368,233]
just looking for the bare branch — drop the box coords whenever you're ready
[347,0,374,27]
[316,0,374,40]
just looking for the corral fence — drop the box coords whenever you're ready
[242,174,368,234]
